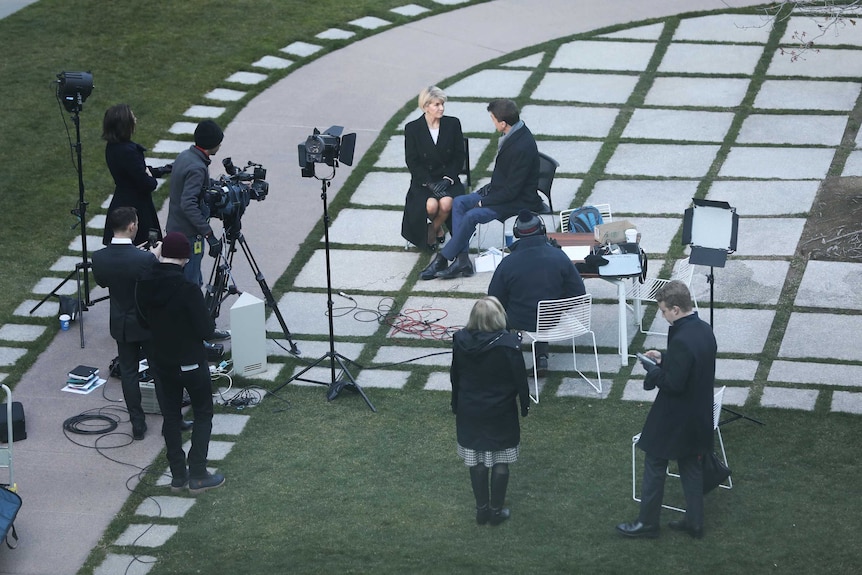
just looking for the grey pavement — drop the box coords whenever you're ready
[7,0,862,573]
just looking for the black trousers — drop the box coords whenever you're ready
[639,452,704,528]
[116,340,147,427]
[154,363,213,479]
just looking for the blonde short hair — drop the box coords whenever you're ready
[466,296,507,332]
[418,85,447,110]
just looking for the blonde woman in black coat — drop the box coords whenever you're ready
[451,296,530,525]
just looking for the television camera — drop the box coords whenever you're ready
[205,157,269,238]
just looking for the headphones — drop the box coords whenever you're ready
[512,211,546,239]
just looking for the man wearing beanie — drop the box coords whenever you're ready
[488,210,585,376]
[166,119,224,288]
[135,232,226,495]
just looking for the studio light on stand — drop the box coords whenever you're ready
[269,126,375,411]
[31,71,101,348]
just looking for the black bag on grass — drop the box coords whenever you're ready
[702,451,731,494]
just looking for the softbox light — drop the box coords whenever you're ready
[681,198,738,268]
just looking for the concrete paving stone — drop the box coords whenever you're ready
[154,466,217,488]
[779,16,862,46]
[168,121,197,135]
[719,146,835,179]
[721,386,750,407]
[182,105,225,118]
[797,261,862,310]
[427,101,499,134]
[94,553,156,575]
[734,217,805,256]
[502,53,544,68]
[294,248,416,291]
[618,216,683,255]
[831,390,862,414]
[280,41,322,57]
[391,296,474,340]
[349,16,390,29]
[0,347,26,367]
[716,358,759,382]
[327,208,406,246]
[182,439,233,460]
[622,109,735,142]
[445,69,532,98]
[391,4,430,17]
[267,341,364,364]
[135,496,196,519]
[691,259,789,305]
[531,349,622,376]
[556,376,611,399]
[587,179,699,216]
[543,177,581,214]
[152,139,190,154]
[15,299,58,318]
[673,13,774,43]
[69,235,105,252]
[416,261,498,294]
[780,312,862,361]
[226,71,267,85]
[212,413,251,435]
[114,523,178,547]
[0,323,46,342]
[760,386,818,411]
[268,292,384,337]
[371,346,453,367]
[352,172,413,206]
[755,79,862,111]
[431,0,470,4]
[531,72,640,104]
[32,277,78,296]
[646,308,774,354]
[551,40,657,71]
[287,365,409,390]
[252,55,293,69]
[659,43,763,75]
[523,104,620,138]
[600,22,665,41]
[605,144,720,178]
[644,77,750,108]
[737,113,848,146]
[842,150,862,176]
[529,140,603,174]
[0,373,5,383]
[375,135,407,168]
[425,371,451,391]
[621,379,658,402]
[88,213,106,230]
[767,47,862,78]
[769,359,862,387]
[707,180,819,215]
[50,255,83,272]
[316,28,355,40]
[205,88,246,102]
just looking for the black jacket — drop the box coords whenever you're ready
[134,262,214,369]
[480,123,542,217]
[102,141,161,246]
[488,235,586,331]
[637,312,716,460]
[92,242,158,343]
[451,329,529,451]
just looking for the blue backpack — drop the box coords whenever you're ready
[568,206,604,233]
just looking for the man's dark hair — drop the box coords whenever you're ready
[487,99,520,126]
[656,279,694,313]
[102,103,135,143]
[108,206,138,233]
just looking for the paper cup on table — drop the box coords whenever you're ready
[59,314,71,331]
[625,229,638,243]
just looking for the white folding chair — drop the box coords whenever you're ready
[631,386,731,513]
[522,294,601,403]
[560,203,612,233]
[626,257,699,335]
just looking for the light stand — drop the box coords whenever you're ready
[31,72,102,348]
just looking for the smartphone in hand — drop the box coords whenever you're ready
[636,352,656,366]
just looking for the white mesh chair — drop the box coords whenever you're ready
[626,257,698,335]
[559,203,612,232]
[522,294,601,403]
[631,386,731,513]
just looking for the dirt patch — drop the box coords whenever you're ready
[798,176,862,261]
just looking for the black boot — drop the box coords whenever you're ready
[469,464,490,525]
[420,253,449,280]
[489,463,510,526]
[436,253,474,280]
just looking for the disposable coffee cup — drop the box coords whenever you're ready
[59,314,71,331]
[625,229,638,243]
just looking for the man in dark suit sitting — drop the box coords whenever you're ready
[92,206,160,440]
[420,99,543,280]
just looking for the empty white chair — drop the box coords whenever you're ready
[626,257,698,335]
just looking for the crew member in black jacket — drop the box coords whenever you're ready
[135,232,225,495]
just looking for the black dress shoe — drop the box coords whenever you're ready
[616,520,659,538]
[420,253,449,280]
[668,519,704,539]
[489,507,510,526]
[476,505,490,525]
[180,420,194,432]
[132,422,147,441]
[436,255,474,280]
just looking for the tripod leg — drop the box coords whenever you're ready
[76,264,86,348]
[333,354,376,412]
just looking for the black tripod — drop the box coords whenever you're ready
[30,104,106,348]
[204,219,300,356]
[269,176,375,412]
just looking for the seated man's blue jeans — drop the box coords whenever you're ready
[440,193,499,260]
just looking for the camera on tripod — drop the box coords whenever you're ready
[298,126,356,178]
[205,157,269,234]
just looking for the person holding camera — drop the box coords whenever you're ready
[165,119,224,288]
[101,103,167,247]
[401,86,466,252]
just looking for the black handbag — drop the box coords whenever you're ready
[702,451,731,494]
[0,486,21,549]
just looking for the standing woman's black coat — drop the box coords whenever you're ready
[102,140,161,246]
[401,114,466,248]
[451,329,530,451]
